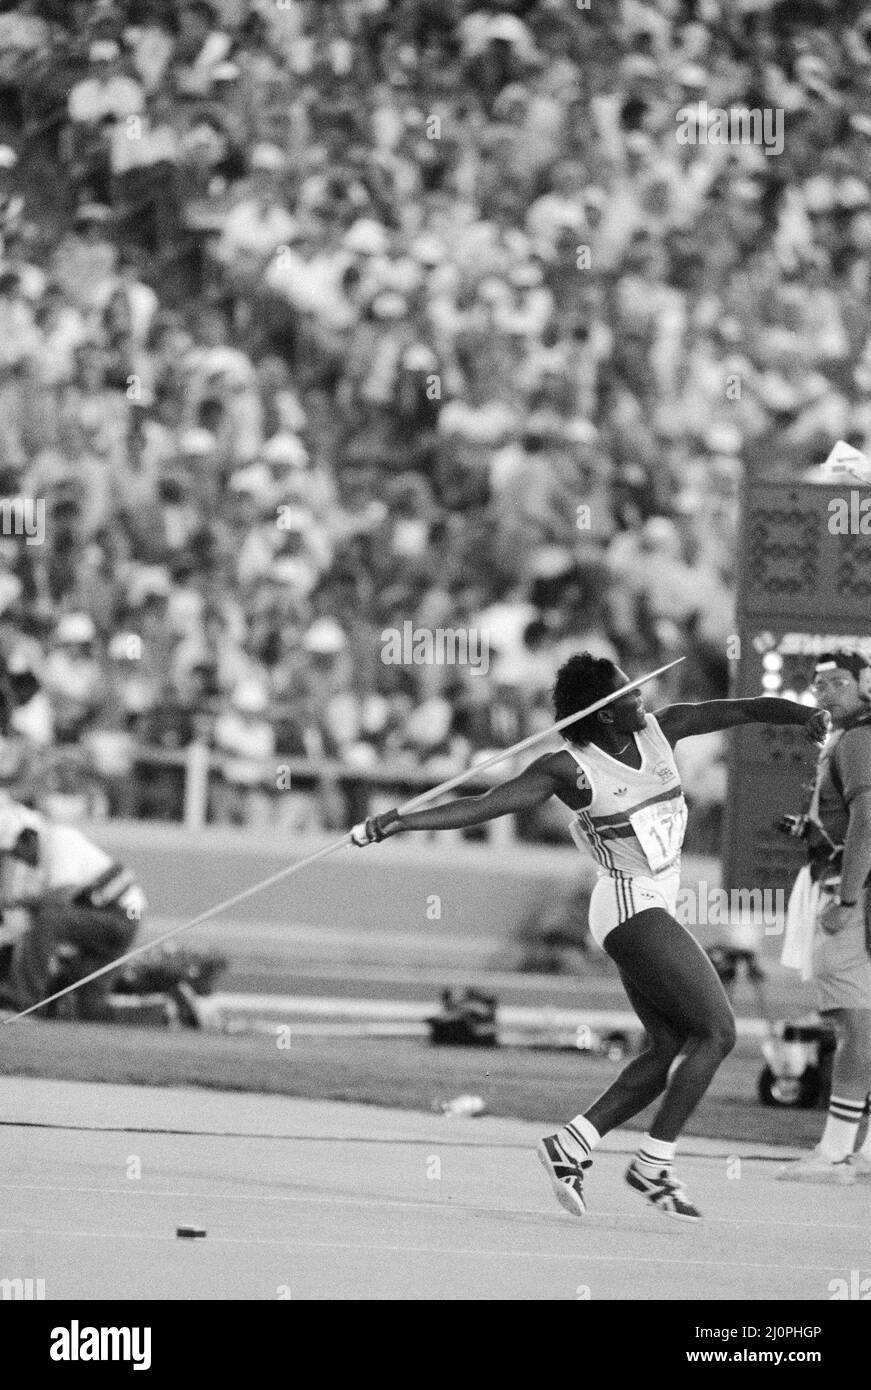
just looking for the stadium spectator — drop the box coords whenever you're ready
[211,679,275,825]
[0,0,868,842]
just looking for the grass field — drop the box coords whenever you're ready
[0,1018,828,1149]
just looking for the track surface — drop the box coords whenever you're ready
[1,1078,868,1301]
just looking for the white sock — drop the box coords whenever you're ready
[635,1134,676,1175]
[820,1096,865,1161]
[557,1114,600,1163]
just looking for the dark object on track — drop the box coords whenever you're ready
[37,944,228,1027]
[758,1019,837,1108]
[427,988,498,1046]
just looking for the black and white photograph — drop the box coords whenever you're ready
[0,0,869,1332]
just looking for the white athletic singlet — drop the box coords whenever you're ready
[564,714,687,881]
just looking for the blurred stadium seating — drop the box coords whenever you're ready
[0,0,868,847]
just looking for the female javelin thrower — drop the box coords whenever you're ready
[352,654,830,1221]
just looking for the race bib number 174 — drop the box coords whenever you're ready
[628,802,688,873]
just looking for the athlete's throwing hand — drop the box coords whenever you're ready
[805,709,833,746]
[350,810,402,846]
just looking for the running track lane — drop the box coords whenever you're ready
[0,1078,867,1301]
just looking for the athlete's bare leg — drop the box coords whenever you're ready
[595,908,736,1142]
[584,972,687,1135]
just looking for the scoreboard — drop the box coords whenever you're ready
[721,471,871,895]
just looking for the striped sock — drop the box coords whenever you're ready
[634,1134,676,1177]
[557,1114,600,1164]
[820,1096,865,1161]
[860,1094,871,1157]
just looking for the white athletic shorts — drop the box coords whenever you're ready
[587,869,682,949]
[812,887,871,1011]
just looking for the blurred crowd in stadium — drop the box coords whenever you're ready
[0,0,867,834]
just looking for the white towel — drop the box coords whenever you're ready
[781,865,822,981]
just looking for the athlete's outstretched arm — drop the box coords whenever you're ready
[351,755,560,843]
[654,698,830,747]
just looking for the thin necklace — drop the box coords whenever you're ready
[616,739,632,755]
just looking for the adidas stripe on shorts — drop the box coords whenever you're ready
[587,868,682,948]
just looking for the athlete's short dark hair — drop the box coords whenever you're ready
[552,653,621,745]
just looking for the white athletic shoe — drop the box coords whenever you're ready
[536,1134,591,1217]
[625,1159,701,1220]
[776,1147,856,1183]
[846,1152,871,1180]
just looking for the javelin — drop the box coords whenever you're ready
[1,656,683,1023]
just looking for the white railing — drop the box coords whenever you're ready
[124,742,523,843]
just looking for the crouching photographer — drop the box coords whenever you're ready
[0,802,146,1021]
